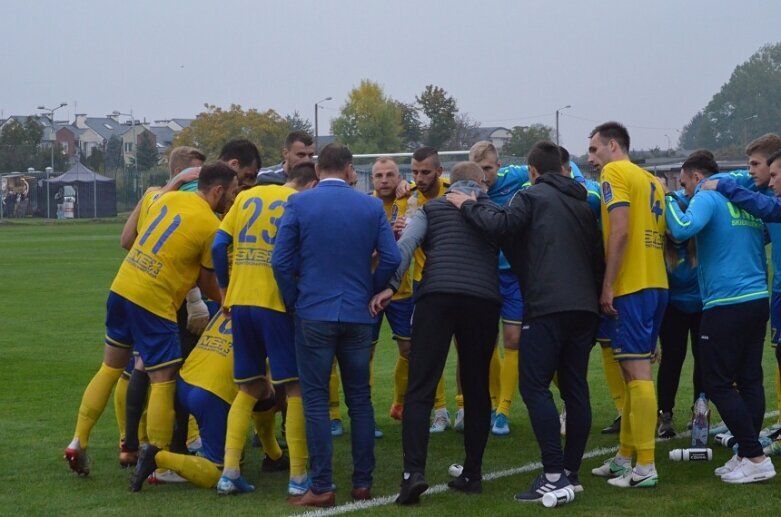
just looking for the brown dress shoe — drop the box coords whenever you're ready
[351,487,372,500]
[288,489,336,507]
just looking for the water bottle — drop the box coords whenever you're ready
[405,192,419,225]
[541,486,575,508]
[692,393,710,448]
[669,448,713,461]
[448,463,463,477]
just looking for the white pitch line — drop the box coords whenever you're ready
[291,410,779,517]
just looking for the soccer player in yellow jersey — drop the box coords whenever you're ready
[371,157,415,423]
[587,122,668,488]
[129,311,282,491]
[64,163,238,476]
[211,162,318,495]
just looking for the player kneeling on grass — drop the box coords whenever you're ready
[130,311,284,491]
[64,163,238,476]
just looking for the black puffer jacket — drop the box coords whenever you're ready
[460,173,604,320]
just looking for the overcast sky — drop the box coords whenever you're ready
[2,0,779,155]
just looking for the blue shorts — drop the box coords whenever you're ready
[499,271,523,324]
[771,292,781,346]
[105,292,182,372]
[177,378,229,465]
[231,305,296,385]
[612,288,668,361]
[372,296,414,343]
[596,315,616,344]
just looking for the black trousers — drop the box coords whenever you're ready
[519,311,598,474]
[700,299,768,459]
[403,293,499,478]
[657,305,702,414]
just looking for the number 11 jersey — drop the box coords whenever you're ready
[111,191,219,321]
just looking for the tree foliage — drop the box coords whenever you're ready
[680,43,781,151]
[444,112,481,151]
[502,124,555,158]
[105,135,124,171]
[416,85,458,150]
[85,146,105,171]
[331,80,403,154]
[136,132,159,171]
[395,101,423,151]
[285,111,313,135]
[0,118,68,173]
[172,104,290,166]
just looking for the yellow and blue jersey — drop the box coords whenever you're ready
[216,185,292,312]
[600,160,668,297]
[136,189,163,234]
[179,312,237,404]
[374,193,413,300]
[411,180,450,282]
[111,191,219,322]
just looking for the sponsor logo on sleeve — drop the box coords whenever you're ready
[602,181,614,203]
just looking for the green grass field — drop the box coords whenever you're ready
[3,220,781,515]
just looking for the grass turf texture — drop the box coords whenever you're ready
[3,220,781,515]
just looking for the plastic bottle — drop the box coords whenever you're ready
[541,486,575,508]
[691,393,710,448]
[405,192,419,224]
[448,463,463,477]
[669,448,713,461]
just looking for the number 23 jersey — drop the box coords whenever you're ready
[218,184,294,312]
[111,191,219,322]
[600,160,668,297]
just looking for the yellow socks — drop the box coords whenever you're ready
[114,374,129,443]
[601,346,625,413]
[455,394,464,410]
[286,395,308,481]
[252,409,282,461]
[186,415,200,447]
[629,380,657,466]
[146,380,176,450]
[394,356,409,406]
[156,450,221,488]
[497,349,519,416]
[489,345,501,410]
[329,361,341,421]
[618,382,634,459]
[74,363,124,449]
[434,376,447,410]
[224,390,257,473]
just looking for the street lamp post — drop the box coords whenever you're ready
[743,114,758,146]
[664,134,671,151]
[314,96,332,155]
[555,105,571,146]
[37,102,67,219]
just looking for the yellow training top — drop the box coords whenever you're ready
[179,312,238,404]
[600,160,668,297]
[111,191,219,321]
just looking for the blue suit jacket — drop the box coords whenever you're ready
[272,179,401,324]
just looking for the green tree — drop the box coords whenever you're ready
[85,147,105,171]
[105,135,124,171]
[0,118,67,173]
[331,80,403,153]
[444,112,481,151]
[135,132,159,171]
[416,85,458,150]
[502,124,555,158]
[681,43,781,151]
[285,111,313,135]
[172,104,290,166]
[395,101,423,150]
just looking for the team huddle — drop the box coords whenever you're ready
[62,123,781,508]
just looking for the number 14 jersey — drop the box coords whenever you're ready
[218,184,294,312]
[111,191,219,322]
[600,160,668,297]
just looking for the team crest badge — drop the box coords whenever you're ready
[602,181,613,203]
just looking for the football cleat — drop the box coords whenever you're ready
[64,447,90,476]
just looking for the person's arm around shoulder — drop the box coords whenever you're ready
[447,189,531,239]
[709,177,781,222]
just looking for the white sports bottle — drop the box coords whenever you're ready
[541,486,575,508]
[669,448,713,461]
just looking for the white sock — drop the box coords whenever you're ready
[68,438,80,450]
[545,472,561,482]
[634,463,655,476]
[222,467,240,480]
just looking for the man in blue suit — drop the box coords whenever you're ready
[273,143,401,507]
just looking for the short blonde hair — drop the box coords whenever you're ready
[469,141,498,163]
[372,155,399,174]
[169,146,206,176]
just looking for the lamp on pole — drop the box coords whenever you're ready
[314,96,332,155]
[110,110,138,198]
[743,114,758,146]
[37,102,67,219]
[555,105,571,146]
[664,134,671,151]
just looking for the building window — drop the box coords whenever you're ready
[125,142,133,152]
[62,142,68,153]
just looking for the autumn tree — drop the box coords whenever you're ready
[444,112,481,150]
[285,111,313,135]
[331,80,403,153]
[395,101,423,150]
[502,124,555,158]
[416,85,458,150]
[171,104,290,166]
